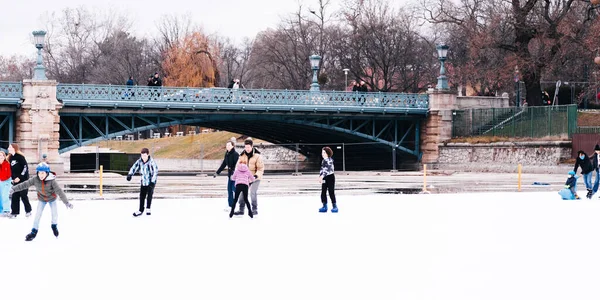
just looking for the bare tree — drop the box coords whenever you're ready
[41,7,131,83]
[422,0,596,105]
[0,55,34,81]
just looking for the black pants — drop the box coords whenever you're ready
[321,174,337,205]
[139,185,155,212]
[11,188,31,215]
[230,184,251,216]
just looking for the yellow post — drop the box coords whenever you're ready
[423,164,427,192]
[99,165,103,197]
[518,163,522,192]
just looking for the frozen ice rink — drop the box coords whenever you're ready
[2,192,600,300]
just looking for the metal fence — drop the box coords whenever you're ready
[452,104,578,138]
[0,138,420,174]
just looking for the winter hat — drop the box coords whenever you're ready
[0,148,6,155]
[595,144,600,151]
[36,162,50,173]
[568,170,576,176]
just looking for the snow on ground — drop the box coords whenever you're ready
[2,192,600,300]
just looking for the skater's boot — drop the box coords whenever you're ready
[319,204,328,213]
[146,208,151,216]
[51,224,59,237]
[25,228,38,241]
[587,189,593,199]
[133,211,143,217]
[233,210,244,216]
[331,204,338,213]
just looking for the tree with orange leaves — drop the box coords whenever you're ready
[161,31,220,87]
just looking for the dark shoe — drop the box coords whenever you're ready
[146,208,151,216]
[233,211,244,216]
[51,224,59,237]
[25,228,38,241]
[252,210,258,216]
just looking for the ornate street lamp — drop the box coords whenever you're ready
[343,68,350,90]
[436,43,449,90]
[32,30,47,80]
[309,54,321,91]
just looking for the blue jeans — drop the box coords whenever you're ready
[33,201,58,230]
[593,170,600,194]
[582,172,593,190]
[0,179,9,213]
[227,178,236,208]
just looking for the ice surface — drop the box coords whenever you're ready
[2,192,600,300]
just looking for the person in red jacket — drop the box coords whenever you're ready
[0,149,11,215]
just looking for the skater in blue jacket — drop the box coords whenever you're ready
[559,171,579,200]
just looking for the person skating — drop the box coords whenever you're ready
[127,148,158,217]
[9,163,73,241]
[233,138,264,216]
[318,147,338,213]
[590,144,600,198]
[0,149,11,216]
[574,150,594,199]
[214,140,240,209]
[559,171,579,200]
[229,156,254,218]
[7,143,31,218]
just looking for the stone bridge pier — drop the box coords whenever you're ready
[17,79,63,173]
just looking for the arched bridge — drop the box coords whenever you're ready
[0,82,429,170]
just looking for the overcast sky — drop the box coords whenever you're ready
[0,0,353,58]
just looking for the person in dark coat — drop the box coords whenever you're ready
[574,150,594,199]
[359,80,369,92]
[126,76,134,86]
[214,139,240,209]
[7,143,31,218]
[590,144,600,197]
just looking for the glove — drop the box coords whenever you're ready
[126,174,132,181]
[213,173,217,178]
[564,185,570,189]
[254,175,258,179]
[65,202,74,209]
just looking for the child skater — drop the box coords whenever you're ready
[127,148,158,217]
[318,146,338,213]
[559,170,579,200]
[229,155,254,218]
[0,149,11,216]
[10,162,73,241]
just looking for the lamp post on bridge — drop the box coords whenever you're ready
[343,68,350,90]
[435,43,449,91]
[309,54,321,91]
[32,30,47,80]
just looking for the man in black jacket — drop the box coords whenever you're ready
[591,144,600,197]
[574,150,594,199]
[214,140,240,208]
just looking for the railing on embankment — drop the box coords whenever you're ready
[451,105,578,138]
